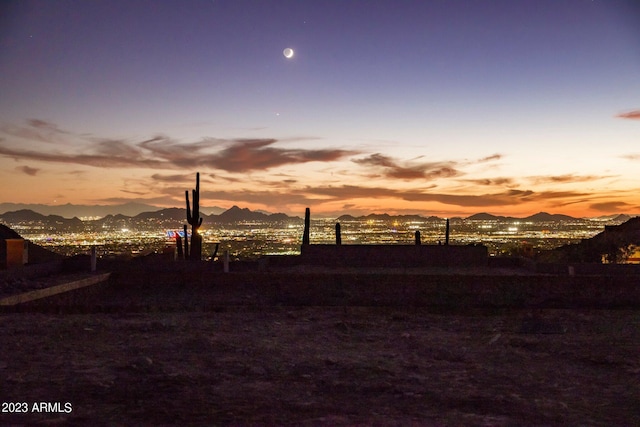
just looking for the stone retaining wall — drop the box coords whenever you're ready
[103,264,640,309]
[300,244,488,268]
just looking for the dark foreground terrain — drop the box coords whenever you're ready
[1,261,639,425]
[1,307,638,425]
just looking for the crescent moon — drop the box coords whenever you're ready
[283,48,294,59]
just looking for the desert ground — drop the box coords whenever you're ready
[1,263,639,426]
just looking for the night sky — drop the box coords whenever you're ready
[1,0,639,217]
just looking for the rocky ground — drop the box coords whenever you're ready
[1,304,638,426]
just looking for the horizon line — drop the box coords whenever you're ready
[0,202,637,221]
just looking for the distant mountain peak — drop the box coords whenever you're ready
[164,206,292,223]
[0,202,163,218]
[524,212,577,222]
[466,213,504,221]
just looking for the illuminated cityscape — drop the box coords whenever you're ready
[1,210,626,261]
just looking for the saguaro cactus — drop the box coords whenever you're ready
[186,172,203,260]
[302,207,310,246]
[335,222,342,245]
[183,224,189,259]
[445,218,450,246]
[415,230,421,245]
[176,231,184,259]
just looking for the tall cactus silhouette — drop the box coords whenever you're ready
[302,207,310,245]
[445,218,450,246]
[186,172,203,260]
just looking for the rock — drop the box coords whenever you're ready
[488,333,502,344]
[518,317,566,334]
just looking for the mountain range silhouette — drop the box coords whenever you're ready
[0,206,634,226]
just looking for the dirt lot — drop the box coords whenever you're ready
[1,304,638,426]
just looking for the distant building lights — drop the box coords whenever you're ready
[165,230,189,238]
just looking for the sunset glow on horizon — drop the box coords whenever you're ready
[1,0,639,218]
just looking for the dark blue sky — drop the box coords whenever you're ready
[1,0,639,217]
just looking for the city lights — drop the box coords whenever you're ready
[1,215,617,261]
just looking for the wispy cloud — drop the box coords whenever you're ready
[464,177,515,186]
[16,165,39,176]
[95,196,184,206]
[0,144,168,168]
[89,177,605,214]
[151,181,589,211]
[139,137,357,172]
[0,119,73,144]
[475,154,502,163]
[0,120,357,173]
[621,153,640,161]
[119,189,148,196]
[466,174,608,188]
[202,188,317,206]
[528,174,607,184]
[616,110,640,120]
[353,153,460,180]
[352,153,504,181]
[589,201,634,212]
[150,173,197,183]
[198,138,357,172]
[303,185,588,208]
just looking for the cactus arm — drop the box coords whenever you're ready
[186,190,192,223]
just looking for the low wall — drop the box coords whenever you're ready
[300,244,488,268]
[36,270,640,311]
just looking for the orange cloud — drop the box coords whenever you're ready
[302,185,588,208]
[151,173,202,183]
[528,174,607,184]
[616,110,640,120]
[464,177,514,186]
[476,154,502,163]
[589,201,634,212]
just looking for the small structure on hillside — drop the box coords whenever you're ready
[0,224,28,269]
[1,239,27,269]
